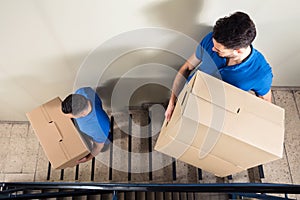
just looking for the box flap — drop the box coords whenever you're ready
[48,121,63,143]
[192,71,243,114]
[243,93,285,126]
[192,71,285,125]
[183,92,284,159]
[222,108,284,157]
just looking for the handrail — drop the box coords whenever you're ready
[1,182,299,200]
[1,182,300,194]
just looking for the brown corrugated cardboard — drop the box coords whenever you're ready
[26,97,91,169]
[155,71,285,177]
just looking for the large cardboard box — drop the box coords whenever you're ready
[155,71,285,177]
[26,97,91,169]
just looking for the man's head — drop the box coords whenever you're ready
[61,94,92,118]
[212,11,256,56]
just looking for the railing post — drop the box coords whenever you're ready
[112,190,118,200]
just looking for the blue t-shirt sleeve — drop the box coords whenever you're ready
[195,32,213,60]
[252,70,273,96]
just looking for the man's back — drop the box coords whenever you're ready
[75,87,110,143]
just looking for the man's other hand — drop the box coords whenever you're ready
[76,153,93,164]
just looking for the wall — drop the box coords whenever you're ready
[0,0,299,121]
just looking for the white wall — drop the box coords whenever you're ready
[0,0,299,121]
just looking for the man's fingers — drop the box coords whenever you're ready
[77,157,87,164]
[166,114,170,122]
[165,110,172,122]
[164,112,169,121]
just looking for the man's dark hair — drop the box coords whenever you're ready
[61,94,89,116]
[213,11,256,49]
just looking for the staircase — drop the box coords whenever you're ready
[40,106,264,184]
[1,89,300,199]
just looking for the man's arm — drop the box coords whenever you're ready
[165,53,201,122]
[77,141,104,164]
[258,90,272,103]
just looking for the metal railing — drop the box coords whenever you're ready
[1,182,300,200]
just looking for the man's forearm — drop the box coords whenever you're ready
[165,53,201,122]
[169,53,200,105]
[169,65,192,105]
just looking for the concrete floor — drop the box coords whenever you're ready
[0,89,299,189]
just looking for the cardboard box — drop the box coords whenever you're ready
[26,97,91,169]
[155,71,285,177]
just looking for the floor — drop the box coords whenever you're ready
[0,89,299,191]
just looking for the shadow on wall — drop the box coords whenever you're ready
[96,78,171,112]
[143,0,211,41]
[79,0,213,111]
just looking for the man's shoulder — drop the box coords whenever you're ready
[251,47,268,61]
[197,32,214,53]
[75,87,94,94]
[249,48,271,73]
[247,48,272,80]
[201,32,213,44]
[205,32,213,39]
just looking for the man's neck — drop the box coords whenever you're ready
[227,46,252,66]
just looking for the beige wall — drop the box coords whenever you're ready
[0,0,299,121]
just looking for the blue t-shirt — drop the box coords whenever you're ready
[194,32,273,96]
[74,87,110,143]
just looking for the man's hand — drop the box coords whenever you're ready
[76,141,105,164]
[258,90,272,103]
[165,102,175,122]
[76,153,94,164]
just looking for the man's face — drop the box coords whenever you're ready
[212,39,237,58]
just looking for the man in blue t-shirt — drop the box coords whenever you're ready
[165,11,273,122]
[61,87,110,164]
